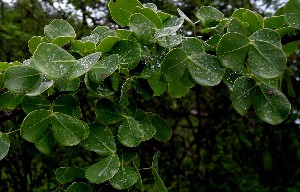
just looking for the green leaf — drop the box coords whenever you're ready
[71,40,96,56]
[152,152,168,192]
[205,35,222,50]
[232,8,263,33]
[53,94,81,118]
[84,74,115,97]
[248,37,286,79]
[91,26,116,42]
[109,165,138,190]
[154,16,184,38]
[120,78,132,108]
[34,130,55,155]
[227,18,249,36]
[66,52,101,80]
[161,48,188,82]
[147,114,172,141]
[56,78,80,92]
[222,69,242,91]
[20,110,52,143]
[96,36,121,53]
[112,40,141,69]
[89,54,119,83]
[249,29,281,48]
[275,26,295,37]
[216,32,250,71]
[139,119,156,141]
[134,6,162,28]
[52,112,87,146]
[95,99,123,124]
[130,13,157,43]
[168,78,190,98]
[22,96,51,114]
[242,10,264,33]
[118,117,144,147]
[196,6,224,27]
[181,37,205,55]
[28,36,46,54]
[115,29,132,39]
[157,35,182,48]
[66,182,94,192]
[44,19,75,46]
[0,92,23,110]
[282,41,299,55]
[231,77,256,116]
[253,83,291,125]
[264,16,285,29]
[148,72,167,96]
[187,53,225,86]
[284,0,300,30]
[82,123,116,155]
[177,8,195,26]
[55,167,86,184]
[33,43,76,79]
[4,66,41,93]
[86,155,120,184]
[108,0,143,26]
[26,75,53,96]
[0,133,10,161]
[283,68,296,97]
[0,62,13,72]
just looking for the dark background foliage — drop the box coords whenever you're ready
[0,0,300,191]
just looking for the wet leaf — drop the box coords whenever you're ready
[89,54,119,83]
[96,36,121,53]
[4,66,41,93]
[158,35,182,48]
[130,13,157,43]
[147,114,172,141]
[66,182,94,192]
[253,83,291,125]
[95,99,123,124]
[112,40,141,69]
[134,6,162,28]
[33,43,76,79]
[56,167,86,184]
[86,155,120,184]
[284,0,300,30]
[181,37,205,55]
[91,26,116,42]
[0,133,10,161]
[108,0,143,26]
[152,152,167,192]
[52,112,87,146]
[187,53,225,86]
[196,6,224,27]
[109,165,138,190]
[154,16,184,38]
[20,110,52,143]
[66,52,101,80]
[161,48,188,82]
[231,77,256,116]
[26,75,54,96]
[56,78,80,92]
[217,32,250,71]
[53,95,81,118]
[44,19,75,46]
[81,123,116,155]
[264,16,285,29]
[118,117,144,147]
[22,96,51,114]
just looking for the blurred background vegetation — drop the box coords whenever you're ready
[0,0,300,191]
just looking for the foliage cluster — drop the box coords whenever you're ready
[0,0,300,191]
